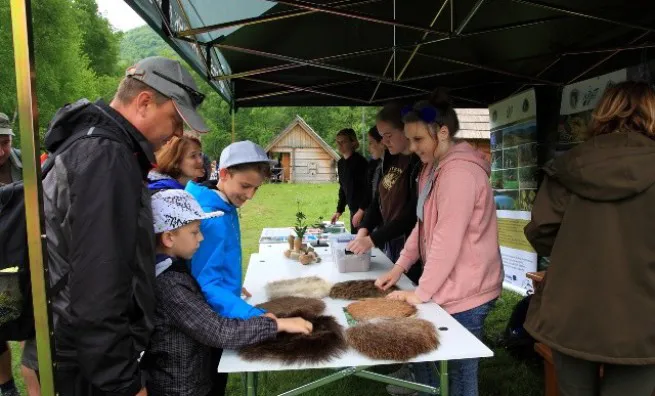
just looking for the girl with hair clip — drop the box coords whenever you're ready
[523,81,655,396]
[376,90,503,396]
[332,128,370,234]
[348,104,423,284]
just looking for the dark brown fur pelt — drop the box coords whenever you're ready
[256,296,326,318]
[329,280,398,300]
[239,315,347,364]
[346,318,439,361]
[346,298,417,321]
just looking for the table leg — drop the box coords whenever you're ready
[246,372,258,396]
[439,361,449,396]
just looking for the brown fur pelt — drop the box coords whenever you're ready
[239,315,347,364]
[346,298,417,321]
[266,276,332,299]
[346,318,439,361]
[256,296,326,318]
[329,280,398,300]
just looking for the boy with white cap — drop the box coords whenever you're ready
[144,189,311,396]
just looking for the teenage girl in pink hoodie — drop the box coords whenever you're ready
[376,92,503,396]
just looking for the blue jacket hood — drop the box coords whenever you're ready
[186,181,235,213]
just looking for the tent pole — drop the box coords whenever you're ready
[231,104,236,142]
[10,0,56,395]
[397,0,449,81]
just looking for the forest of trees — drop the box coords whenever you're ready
[1,2,381,160]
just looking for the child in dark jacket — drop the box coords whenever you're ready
[143,190,312,396]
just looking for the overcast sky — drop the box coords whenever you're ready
[96,0,146,32]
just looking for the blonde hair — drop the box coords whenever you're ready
[155,135,202,179]
[588,81,655,139]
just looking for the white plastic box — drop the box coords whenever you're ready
[330,234,371,273]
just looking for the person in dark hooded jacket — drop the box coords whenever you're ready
[35,56,210,396]
[524,81,655,396]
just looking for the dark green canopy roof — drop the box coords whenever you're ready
[124,0,655,108]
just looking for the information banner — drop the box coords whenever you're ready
[557,69,628,153]
[489,89,538,295]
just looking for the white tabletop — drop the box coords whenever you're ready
[218,241,493,373]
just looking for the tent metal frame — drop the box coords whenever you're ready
[9,0,56,395]
[177,0,651,106]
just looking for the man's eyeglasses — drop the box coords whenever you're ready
[151,70,206,108]
[401,105,440,124]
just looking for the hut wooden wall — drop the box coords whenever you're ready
[268,124,337,183]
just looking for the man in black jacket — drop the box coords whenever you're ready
[27,56,209,396]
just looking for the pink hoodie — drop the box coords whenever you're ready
[396,142,503,314]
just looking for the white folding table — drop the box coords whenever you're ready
[218,232,493,396]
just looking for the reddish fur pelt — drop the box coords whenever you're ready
[329,280,399,300]
[346,298,417,321]
[239,313,347,364]
[256,296,326,318]
[346,318,439,361]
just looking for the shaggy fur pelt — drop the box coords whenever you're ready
[346,318,439,361]
[329,280,398,300]
[346,298,417,321]
[256,296,326,318]
[266,276,332,299]
[239,315,347,364]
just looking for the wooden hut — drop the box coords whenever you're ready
[265,116,340,183]
[455,108,491,161]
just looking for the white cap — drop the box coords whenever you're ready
[152,189,223,233]
[219,140,277,169]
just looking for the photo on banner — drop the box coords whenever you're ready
[489,89,539,295]
[557,60,655,154]
[557,68,628,154]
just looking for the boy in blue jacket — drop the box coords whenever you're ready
[186,141,276,319]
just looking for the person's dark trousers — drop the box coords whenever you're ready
[210,348,229,396]
[383,236,424,285]
[552,350,655,396]
[53,366,101,396]
[405,259,424,285]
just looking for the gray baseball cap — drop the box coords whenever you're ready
[126,56,209,133]
[0,113,14,136]
[219,140,277,169]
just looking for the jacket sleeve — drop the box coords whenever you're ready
[395,222,420,270]
[337,184,347,213]
[415,169,476,302]
[355,156,371,211]
[67,139,143,396]
[360,189,383,235]
[336,160,346,213]
[369,164,419,247]
[524,175,570,257]
[161,274,277,350]
[195,217,265,320]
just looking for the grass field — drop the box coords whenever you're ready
[8,183,542,396]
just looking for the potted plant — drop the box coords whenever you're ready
[293,204,308,251]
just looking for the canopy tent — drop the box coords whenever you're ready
[6,1,655,395]
[124,0,655,108]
